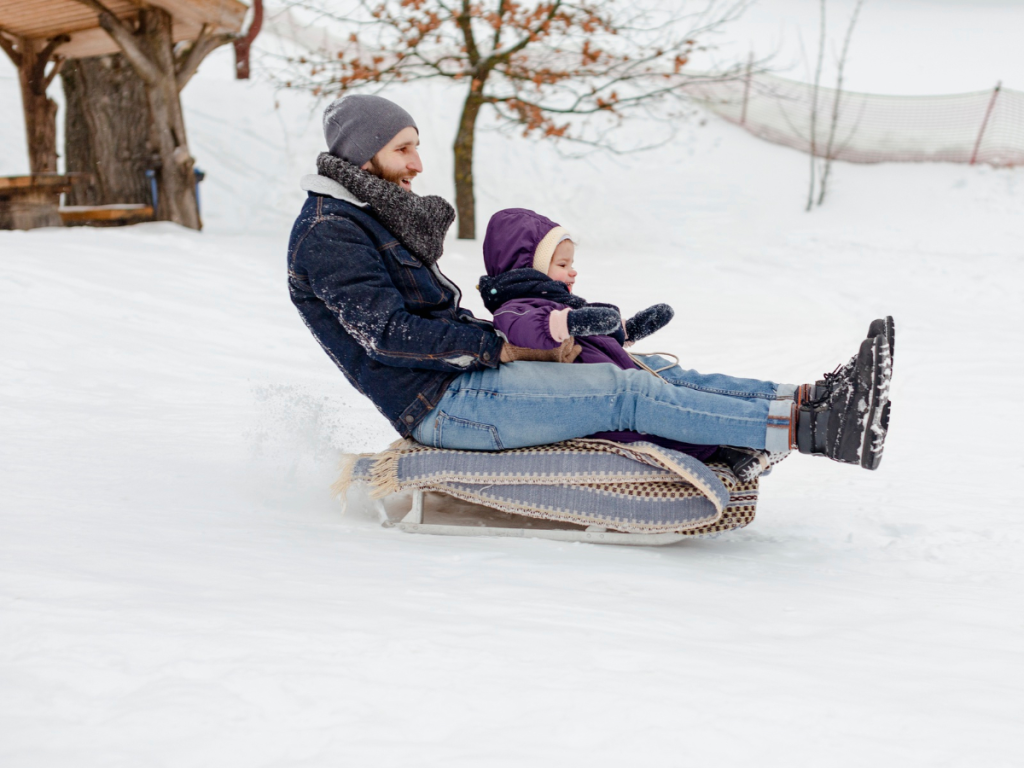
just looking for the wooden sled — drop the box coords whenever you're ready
[374,488,693,546]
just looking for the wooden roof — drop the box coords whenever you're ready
[0,0,248,58]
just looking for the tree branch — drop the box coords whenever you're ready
[71,0,160,84]
[30,35,70,94]
[485,1,563,70]
[0,29,22,67]
[43,56,67,91]
[491,0,506,53]
[175,25,235,91]
[456,0,481,67]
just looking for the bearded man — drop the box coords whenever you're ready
[288,95,892,471]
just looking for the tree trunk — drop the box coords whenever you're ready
[61,54,154,207]
[453,90,483,240]
[14,38,59,174]
[136,8,201,229]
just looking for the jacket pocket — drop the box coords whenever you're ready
[392,248,421,268]
[382,244,443,307]
[435,411,503,451]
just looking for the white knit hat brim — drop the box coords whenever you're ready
[532,226,571,274]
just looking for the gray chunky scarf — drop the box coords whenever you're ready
[317,152,455,267]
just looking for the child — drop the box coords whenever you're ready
[478,207,720,463]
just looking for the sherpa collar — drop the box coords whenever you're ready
[478,268,589,314]
[300,173,367,207]
[316,152,454,267]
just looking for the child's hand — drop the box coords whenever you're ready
[625,304,674,343]
[566,306,622,337]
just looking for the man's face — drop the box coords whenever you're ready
[362,126,422,192]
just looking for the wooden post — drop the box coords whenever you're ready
[136,8,201,229]
[233,0,263,80]
[0,31,68,174]
[970,81,1002,165]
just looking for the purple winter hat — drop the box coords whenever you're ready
[483,208,572,276]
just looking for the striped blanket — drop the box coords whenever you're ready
[338,439,769,536]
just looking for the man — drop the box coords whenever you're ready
[288,95,892,470]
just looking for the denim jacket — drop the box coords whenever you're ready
[288,192,503,435]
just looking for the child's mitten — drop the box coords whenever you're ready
[625,303,674,342]
[588,303,626,344]
[566,306,622,337]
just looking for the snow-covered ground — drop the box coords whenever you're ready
[3,2,1024,765]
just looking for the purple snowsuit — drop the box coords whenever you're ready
[481,208,715,460]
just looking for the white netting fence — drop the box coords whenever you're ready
[684,72,1023,167]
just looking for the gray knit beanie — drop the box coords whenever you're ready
[322,95,418,166]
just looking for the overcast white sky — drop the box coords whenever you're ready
[690,0,1024,93]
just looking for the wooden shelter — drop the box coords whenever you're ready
[0,1,246,59]
[1,0,255,230]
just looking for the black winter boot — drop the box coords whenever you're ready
[866,316,894,438]
[813,316,895,401]
[797,334,892,469]
[869,316,895,361]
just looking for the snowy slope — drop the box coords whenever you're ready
[3,3,1024,766]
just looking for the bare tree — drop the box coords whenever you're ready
[817,0,865,206]
[806,0,826,212]
[277,0,749,238]
[61,54,153,208]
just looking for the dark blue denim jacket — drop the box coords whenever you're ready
[288,192,503,435]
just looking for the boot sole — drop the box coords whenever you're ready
[859,336,892,470]
[877,316,895,365]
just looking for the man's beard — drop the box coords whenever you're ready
[366,157,413,189]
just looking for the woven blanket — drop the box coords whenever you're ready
[337,438,766,536]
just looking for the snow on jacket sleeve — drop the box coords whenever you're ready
[299,216,502,371]
[492,299,562,350]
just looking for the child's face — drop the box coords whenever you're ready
[547,240,577,291]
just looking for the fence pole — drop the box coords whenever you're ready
[970,81,1002,165]
[740,51,753,126]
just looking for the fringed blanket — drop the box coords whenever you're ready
[337,438,767,536]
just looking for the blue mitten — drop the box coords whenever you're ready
[625,304,674,342]
[566,306,622,337]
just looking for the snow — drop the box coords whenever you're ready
[3,2,1024,765]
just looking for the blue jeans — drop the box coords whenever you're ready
[413,355,796,452]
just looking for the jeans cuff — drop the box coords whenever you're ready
[765,399,796,452]
[773,383,798,400]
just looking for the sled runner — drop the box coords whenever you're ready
[336,438,777,545]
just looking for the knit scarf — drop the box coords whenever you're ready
[317,153,454,267]
[478,268,590,314]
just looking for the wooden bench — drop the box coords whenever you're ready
[0,174,73,230]
[60,204,155,227]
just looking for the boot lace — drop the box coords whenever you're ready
[809,364,846,407]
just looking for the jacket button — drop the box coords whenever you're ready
[404,415,415,424]
[482,352,491,362]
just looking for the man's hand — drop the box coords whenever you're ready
[500,337,582,364]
